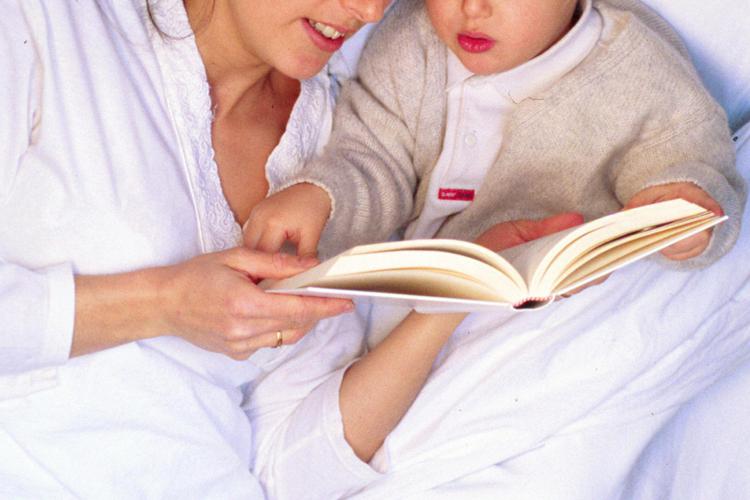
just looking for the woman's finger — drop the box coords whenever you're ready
[560,273,610,298]
[223,247,318,280]
[475,212,583,251]
[255,291,354,326]
[228,325,316,359]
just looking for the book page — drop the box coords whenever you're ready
[497,199,710,297]
[265,248,526,304]
[554,215,725,294]
[497,225,585,285]
[344,239,527,290]
[536,211,711,291]
[528,200,711,294]
[550,213,716,289]
[312,268,521,303]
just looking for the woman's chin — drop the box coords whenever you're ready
[279,55,330,81]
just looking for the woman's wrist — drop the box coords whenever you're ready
[72,267,170,357]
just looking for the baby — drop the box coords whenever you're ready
[245,0,744,267]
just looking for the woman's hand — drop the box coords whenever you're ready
[474,212,608,297]
[73,248,352,359]
[474,212,584,251]
[157,247,354,358]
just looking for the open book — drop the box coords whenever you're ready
[261,200,726,312]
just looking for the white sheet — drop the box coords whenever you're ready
[617,122,750,500]
[621,356,750,500]
[350,128,750,499]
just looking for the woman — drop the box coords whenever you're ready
[0,0,575,498]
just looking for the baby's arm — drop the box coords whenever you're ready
[613,106,745,267]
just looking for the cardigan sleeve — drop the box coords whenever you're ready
[612,101,746,269]
[0,6,76,380]
[288,2,425,257]
[245,310,382,499]
[602,2,746,268]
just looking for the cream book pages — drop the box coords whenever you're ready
[261,199,726,312]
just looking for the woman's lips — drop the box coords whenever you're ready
[302,18,347,52]
[457,33,496,53]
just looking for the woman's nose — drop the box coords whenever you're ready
[341,0,390,23]
[462,0,492,19]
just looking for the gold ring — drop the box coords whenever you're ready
[273,330,283,348]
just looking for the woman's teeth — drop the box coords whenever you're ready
[308,20,344,40]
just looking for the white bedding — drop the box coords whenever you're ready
[349,126,750,499]
[622,357,750,499]
[618,122,750,500]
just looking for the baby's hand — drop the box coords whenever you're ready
[243,183,332,257]
[625,182,723,261]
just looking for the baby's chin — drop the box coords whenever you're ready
[452,50,523,76]
[449,45,528,75]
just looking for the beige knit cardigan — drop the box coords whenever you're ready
[297,0,745,267]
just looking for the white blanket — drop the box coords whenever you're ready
[618,122,750,500]
[622,356,750,499]
[350,131,750,499]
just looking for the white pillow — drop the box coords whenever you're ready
[640,0,750,131]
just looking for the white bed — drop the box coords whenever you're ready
[620,123,750,500]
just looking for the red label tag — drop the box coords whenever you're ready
[438,188,475,201]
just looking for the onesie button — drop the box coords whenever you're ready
[464,131,477,147]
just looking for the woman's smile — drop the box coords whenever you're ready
[302,17,349,52]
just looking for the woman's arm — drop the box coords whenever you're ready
[2,247,352,377]
[71,248,353,359]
